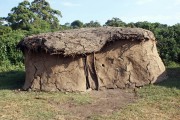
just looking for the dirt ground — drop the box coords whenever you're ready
[54,89,136,120]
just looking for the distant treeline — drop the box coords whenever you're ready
[0,0,179,66]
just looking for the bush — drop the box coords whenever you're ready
[0,30,26,65]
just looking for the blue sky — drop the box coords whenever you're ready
[0,0,180,25]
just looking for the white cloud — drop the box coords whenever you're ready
[136,0,154,5]
[62,2,81,7]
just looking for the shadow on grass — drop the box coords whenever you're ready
[155,67,180,89]
[0,70,25,90]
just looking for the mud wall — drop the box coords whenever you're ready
[93,40,166,89]
[24,52,86,92]
[23,39,166,92]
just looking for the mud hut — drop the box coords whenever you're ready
[17,27,166,92]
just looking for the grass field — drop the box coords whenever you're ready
[0,64,179,120]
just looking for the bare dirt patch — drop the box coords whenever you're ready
[54,89,136,120]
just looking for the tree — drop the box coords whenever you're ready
[84,21,101,28]
[134,21,156,31]
[31,0,62,30]
[60,22,72,30]
[173,24,180,43]
[28,19,51,34]
[5,0,62,31]
[0,30,26,64]
[71,20,83,28]
[172,24,180,62]
[126,22,135,28]
[105,17,126,27]
[5,1,36,30]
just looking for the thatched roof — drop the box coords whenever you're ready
[17,27,155,56]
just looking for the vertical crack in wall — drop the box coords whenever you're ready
[128,71,132,87]
[83,55,90,89]
[86,53,100,90]
[151,42,155,52]
[55,80,61,91]
[39,75,42,90]
[146,62,151,76]
[146,62,153,84]
[93,52,99,90]
[32,63,38,90]
[32,63,43,90]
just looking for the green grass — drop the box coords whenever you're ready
[0,64,180,120]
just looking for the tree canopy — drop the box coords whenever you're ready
[71,20,84,29]
[105,17,126,27]
[4,0,61,31]
[31,0,62,29]
[84,21,101,28]
[5,1,35,30]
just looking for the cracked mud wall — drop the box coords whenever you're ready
[93,39,166,89]
[24,51,86,92]
[23,39,166,92]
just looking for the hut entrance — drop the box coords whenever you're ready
[83,54,99,90]
[83,55,90,89]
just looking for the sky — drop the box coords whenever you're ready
[0,0,180,25]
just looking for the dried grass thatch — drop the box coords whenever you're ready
[17,27,155,56]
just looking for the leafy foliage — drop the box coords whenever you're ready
[84,21,101,28]
[105,17,126,27]
[0,30,26,65]
[31,0,62,30]
[0,26,12,35]
[71,20,84,29]
[5,0,61,31]
[5,1,35,30]
[61,20,101,30]
[60,22,72,30]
